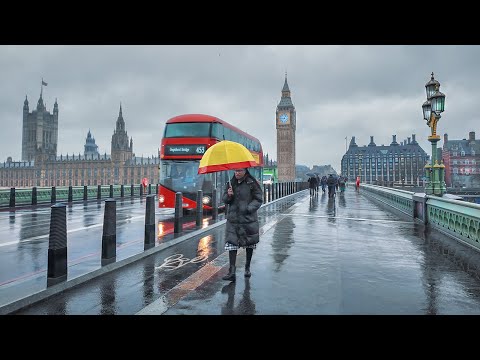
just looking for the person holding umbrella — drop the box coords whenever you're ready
[221,167,263,282]
[197,140,263,281]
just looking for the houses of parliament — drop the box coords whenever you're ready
[0,87,159,188]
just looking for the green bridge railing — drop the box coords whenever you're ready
[361,184,480,253]
[0,183,158,208]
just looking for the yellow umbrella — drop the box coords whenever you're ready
[198,140,257,175]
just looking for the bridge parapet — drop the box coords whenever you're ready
[0,184,148,209]
[426,196,480,251]
[362,184,480,252]
[361,184,414,218]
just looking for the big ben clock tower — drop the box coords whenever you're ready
[276,72,296,181]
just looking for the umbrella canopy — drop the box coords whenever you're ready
[198,140,257,174]
[305,172,317,177]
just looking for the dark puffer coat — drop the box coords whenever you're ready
[222,171,263,247]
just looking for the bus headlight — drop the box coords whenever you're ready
[202,196,211,205]
[159,194,165,203]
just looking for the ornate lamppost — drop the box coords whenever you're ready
[421,72,446,196]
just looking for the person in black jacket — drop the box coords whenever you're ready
[327,174,337,198]
[221,168,263,282]
[308,176,317,196]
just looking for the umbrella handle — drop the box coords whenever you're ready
[222,135,232,189]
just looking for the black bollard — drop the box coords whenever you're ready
[156,184,159,195]
[174,192,183,233]
[47,203,67,279]
[196,190,203,227]
[51,186,56,204]
[101,199,116,262]
[32,186,37,205]
[109,184,113,198]
[68,186,73,203]
[148,184,152,195]
[212,187,218,220]
[121,184,124,197]
[83,185,88,201]
[97,185,101,200]
[263,184,267,203]
[140,184,144,196]
[9,187,15,208]
[131,184,134,197]
[144,194,156,249]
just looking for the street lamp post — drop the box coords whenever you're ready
[422,72,446,196]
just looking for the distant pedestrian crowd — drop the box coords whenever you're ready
[307,174,349,198]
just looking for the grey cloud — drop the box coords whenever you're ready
[1,45,479,171]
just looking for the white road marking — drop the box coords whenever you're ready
[284,213,412,223]
[0,215,145,248]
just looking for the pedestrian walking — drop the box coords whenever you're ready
[339,176,346,193]
[327,174,336,198]
[355,176,361,191]
[222,168,263,282]
[308,176,317,196]
[321,176,327,193]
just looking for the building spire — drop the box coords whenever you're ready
[282,71,290,92]
[116,103,125,131]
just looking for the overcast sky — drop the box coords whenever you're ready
[1,45,478,171]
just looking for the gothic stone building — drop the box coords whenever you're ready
[22,89,58,162]
[1,92,158,188]
[276,73,296,182]
[341,134,429,186]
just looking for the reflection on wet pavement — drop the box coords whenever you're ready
[8,188,480,315]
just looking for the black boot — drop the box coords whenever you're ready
[244,265,251,278]
[245,247,253,278]
[222,265,236,281]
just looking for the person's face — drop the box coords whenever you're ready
[234,169,246,180]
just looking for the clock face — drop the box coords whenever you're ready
[279,113,289,123]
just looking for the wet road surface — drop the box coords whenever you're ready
[161,189,480,315]
[0,196,207,308]
[10,188,480,314]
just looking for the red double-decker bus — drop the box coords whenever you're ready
[158,114,264,211]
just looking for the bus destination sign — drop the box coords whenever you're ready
[165,145,206,155]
